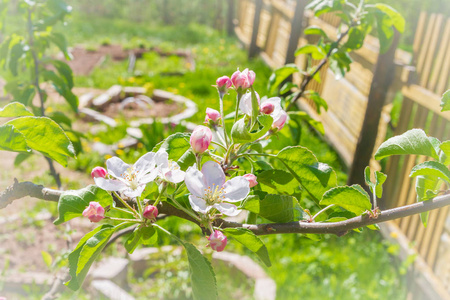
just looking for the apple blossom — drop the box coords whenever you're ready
[185,161,250,216]
[91,166,107,179]
[243,174,258,188]
[272,110,288,131]
[190,125,212,154]
[208,230,227,252]
[204,107,221,125]
[239,91,260,116]
[143,205,158,221]
[94,152,158,198]
[231,68,255,90]
[83,202,105,222]
[155,149,185,183]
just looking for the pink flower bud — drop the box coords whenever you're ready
[216,76,232,91]
[260,102,275,115]
[143,205,158,221]
[204,107,221,124]
[91,166,108,179]
[272,110,288,131]
[208,230,227,252]
[82,202,105,222]
[190,125,212,154]
[243,174,258,188]
[231,68,255,90]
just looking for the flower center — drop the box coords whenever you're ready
[123,167,140,190]
[204,183,226,205]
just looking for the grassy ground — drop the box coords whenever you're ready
[1,9,407,300]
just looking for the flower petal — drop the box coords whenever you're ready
[155,150,169,169]
[223,177,250,202]
[201,161,226,189]
[94,177,128,192]
[213,203,240,216]
[139,169,159,184]
[189,195,211,214]
[106,157,130,179]
[165,168,186,183]
[185,166,205,197]
[264,97,282,116]
[122,184,146,198]
[239,92,253,116]
[134,152,156,179]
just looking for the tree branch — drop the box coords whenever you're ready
[2,180,449,237]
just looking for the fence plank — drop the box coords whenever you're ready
[284,0,307,64]
[428,19,450,92]
[420,14,444,87]
[416,14,436,76]
[249,0,263,58]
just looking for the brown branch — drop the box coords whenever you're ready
[2,180,450,237]
[214,192,450,236]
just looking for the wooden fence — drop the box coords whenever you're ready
[231,0,450,299]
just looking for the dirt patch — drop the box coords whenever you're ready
[102,100,183,119]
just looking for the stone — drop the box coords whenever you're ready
[80,108,117,127]
[123,86,146,97]
[78,92,95,108]
[91,280,135,300]
[152,89,173,102]
[90,257,129,288]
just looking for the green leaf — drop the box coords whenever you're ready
[0,124,29,152]
[304,25,328,38]
[307,91,328,113]
[295,44,326,60]
[153,133,191,161]
[267,64,300,95]
[231,115,273,143]
[125,226,142,254]
[5,116,76,166]
[223,228,271,267]
[374,129,439,160]
[364,167,387,199]
[280,82,297,94]
[54,185,113,225]
[0,102,33,117]
[415,175,440,227]
[42,70,78,113]
[183,243,217,300]
[41,251,53,268]
[66,224,127,290]
[257,169,297,194]
[48,111,72,128]
[141,226,158,245]
[48,32,72,60]
[440,141,450,165]
[243,194,301,223]
[48,59,74,89]
[250,87,259,128]
[410,161,450,184]
[277,146,337,203]
[374,4,405,33]
[14,152,32,166]
[440,90,450,112]
[320,185,372,215]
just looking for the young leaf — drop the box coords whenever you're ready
[304,25,328,38]
[54,185,113,225]
[152,132,191,161]
[267,64,300,95]
[257,169,297,194]
[288,111,324,135]
[308,91,328,113]
[374,4,405,33]
[5,116,76,166]
[415,176,440,227]
[125,226,143,254]
[141,226,158,245]
[66,224,128,290]
[41,251,53,268]
[374,129,439,160]
[243,194,301,223]
[440,141,450,165]
[0,102,34,117]
[277,146,337,203]
[295,44,326,60]
[223,228,271,267]
[440,90,450,112]
[409,161,450,184]
[183,243,218,300]
[231,115,273,143]
[364,167,387,199]
[320,185,372,215]
[0,124,29,152]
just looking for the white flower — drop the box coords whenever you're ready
[94,152,158,198]
[155,149,185,183]
[185,161,250,216]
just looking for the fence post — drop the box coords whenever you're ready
[248,0,263,59]
[285,0,307,64]
[347,30,401,196]
[227,0,235,36]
